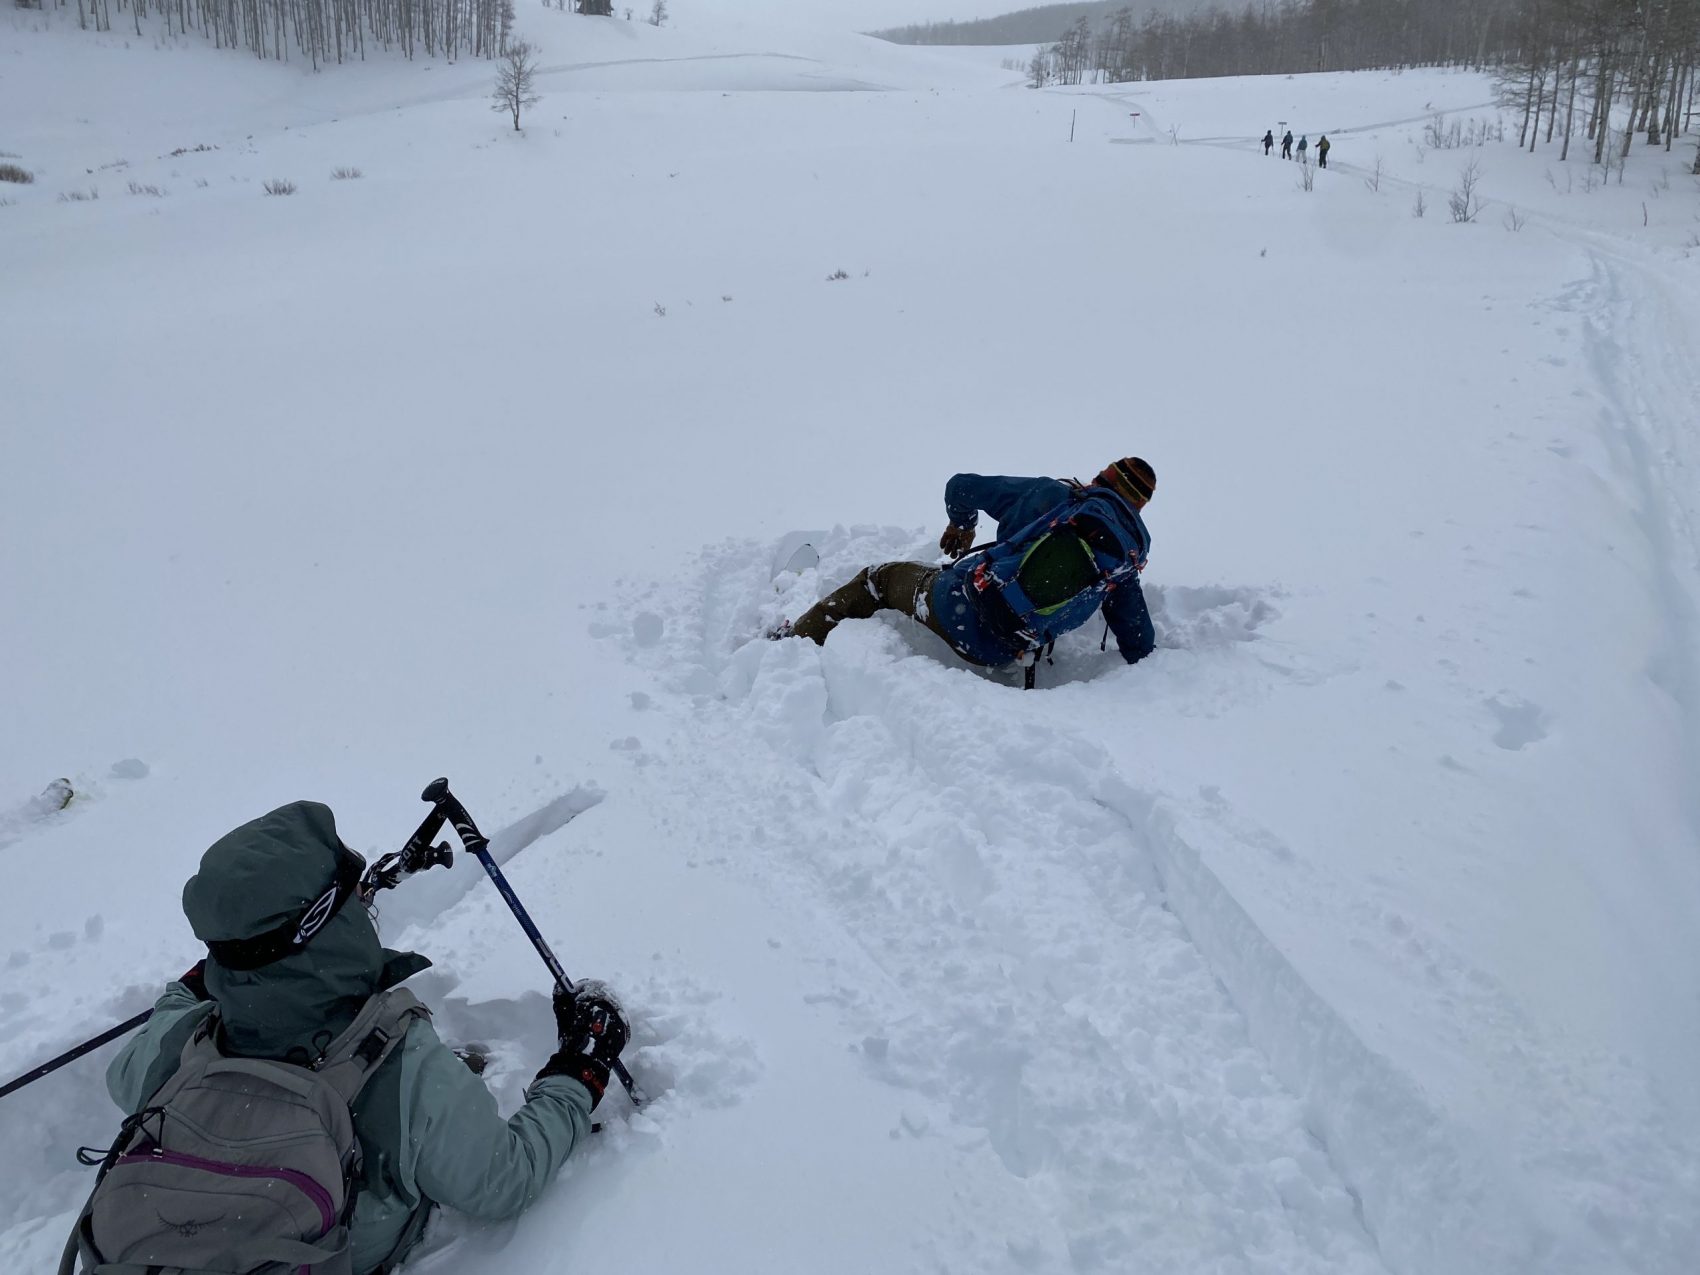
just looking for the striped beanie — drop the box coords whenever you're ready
[1097,456,1156,506]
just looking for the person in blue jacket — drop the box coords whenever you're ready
[783,456,1156,671]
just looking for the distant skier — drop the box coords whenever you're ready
[1316,134,1330,168]
[1262,129,1274,156]
[1281,129,1293,159]
[775,459,1157,686]
[1297,134,1309,161]
[65,802,632,1275]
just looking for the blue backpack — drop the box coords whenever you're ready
[965,486,1149,684]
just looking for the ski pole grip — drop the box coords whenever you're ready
[421,778,489,854]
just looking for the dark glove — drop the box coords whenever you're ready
[939,523,976,560]
[178,959,210,1002]
[536,980,630,1105]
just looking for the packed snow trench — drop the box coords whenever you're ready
[4,7,1700,1275]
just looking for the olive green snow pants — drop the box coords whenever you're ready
[791,562,944,645]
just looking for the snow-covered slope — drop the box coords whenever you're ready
[3,12,1698,1275]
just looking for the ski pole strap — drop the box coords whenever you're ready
[0,1009,153,1101]
[362,807,453,901]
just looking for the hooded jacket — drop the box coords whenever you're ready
[105,802,593,1274]
[932,473,1155,667]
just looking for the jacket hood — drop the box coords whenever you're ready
[184,801,353,936]
[183,801,428,1060]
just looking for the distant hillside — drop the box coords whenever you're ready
[871,1,1211,46]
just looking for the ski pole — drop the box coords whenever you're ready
[0,1011,152,1101]
[0,803,455,1102]
[419,777,645,1106]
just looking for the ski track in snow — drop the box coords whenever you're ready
[600,530,1388,1274]
[605,509,1700,1275]
[1092,90,1502,147]
[1572,248,1700,834]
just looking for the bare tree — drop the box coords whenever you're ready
[492,39,542,131]
[1449,158,1484,222]
[648,0,666,25]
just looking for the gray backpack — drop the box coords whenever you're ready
[61,989,428,1275]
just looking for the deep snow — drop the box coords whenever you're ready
[3,10,1699,1275]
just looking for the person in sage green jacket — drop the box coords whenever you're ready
[104,800,630,1275]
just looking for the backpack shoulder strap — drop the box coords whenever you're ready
[312,988,430,1105]
[135,1007,227,1104]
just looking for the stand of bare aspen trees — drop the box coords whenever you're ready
[1022,0,1699,173]
[22,0,617,67]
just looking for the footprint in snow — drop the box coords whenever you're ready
[1484,695,1548,750]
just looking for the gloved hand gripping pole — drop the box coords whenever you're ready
[419,778,644,1106]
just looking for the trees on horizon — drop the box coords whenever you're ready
[1024,0,1699,171]
[20,0,624,67]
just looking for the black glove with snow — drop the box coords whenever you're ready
[536,980,630,1106]
[939,523,975,560]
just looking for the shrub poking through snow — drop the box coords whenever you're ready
[0,163,34,184]
[127,181,166,197]
[330,167,363,180]
[827,268,850,281]
[262,178,297,196]
[59,187,99,202]
[1423,114,1502,150]
[1448,159,1483,223]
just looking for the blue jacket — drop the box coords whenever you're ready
[930,474,1155,667]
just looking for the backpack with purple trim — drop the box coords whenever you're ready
[60,989,426,1275]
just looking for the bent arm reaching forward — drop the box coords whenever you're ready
[1104,579,1156,664]
[940,474,1072,557]
[399,1019,595,1221]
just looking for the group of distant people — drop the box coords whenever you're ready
[1262,129,1329,167]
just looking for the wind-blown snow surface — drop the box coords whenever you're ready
[3,12,1699,1275]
